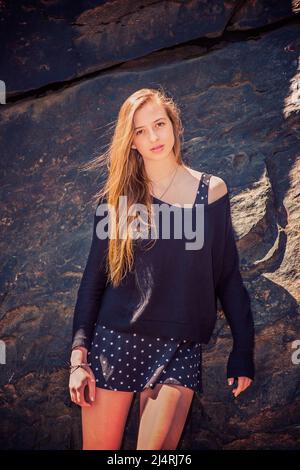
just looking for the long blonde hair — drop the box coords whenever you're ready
[81,88,185,287]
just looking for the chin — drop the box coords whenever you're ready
[152,148,171,158]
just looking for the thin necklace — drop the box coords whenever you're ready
[153,165,179,200]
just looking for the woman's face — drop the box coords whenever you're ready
[132,101,175,161]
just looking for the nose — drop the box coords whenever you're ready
[149,128,159,142]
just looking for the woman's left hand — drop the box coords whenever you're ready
[227,376,252,397]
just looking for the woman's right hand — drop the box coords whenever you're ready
[69,363,96,407]
[69,347,96,407]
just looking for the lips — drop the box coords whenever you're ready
[151,144,164,151]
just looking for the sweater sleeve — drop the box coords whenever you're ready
[71,199,109,351]
[216,195,255,380]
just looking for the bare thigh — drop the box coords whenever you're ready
[81,386,135,450]
[137,383,194,450]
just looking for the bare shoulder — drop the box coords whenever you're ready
[182,166,228,204]
[208,175,228,204]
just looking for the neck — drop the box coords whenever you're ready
[144,152,181,190]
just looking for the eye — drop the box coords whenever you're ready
[135,122,164,135]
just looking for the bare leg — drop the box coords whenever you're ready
[81,387,135,450]
[160,387,194,449]
[136,383,194,450]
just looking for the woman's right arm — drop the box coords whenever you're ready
[71,198,109,353]
[69,200,109,407]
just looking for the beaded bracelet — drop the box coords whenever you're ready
[70,363,90,374]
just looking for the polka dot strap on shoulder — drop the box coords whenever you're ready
[195,172,212,204]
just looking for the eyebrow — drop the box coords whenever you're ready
[134,117,166,130]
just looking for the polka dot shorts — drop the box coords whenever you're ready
[87,323,203,396]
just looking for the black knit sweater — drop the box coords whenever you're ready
[71,183,255,380]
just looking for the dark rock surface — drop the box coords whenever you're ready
[1,0,299,96]
[0,1,299,450]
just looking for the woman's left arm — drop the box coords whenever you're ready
[215,192,255,397]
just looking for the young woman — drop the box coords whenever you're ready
[69,88,255,450]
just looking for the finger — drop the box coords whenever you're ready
[70,388,77,404]
[87,375,96,403]
[242,378,252,392]
[228,377,234,386]
[233,378,245,397]
[77,386,92,407]
[76,387,82,404]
